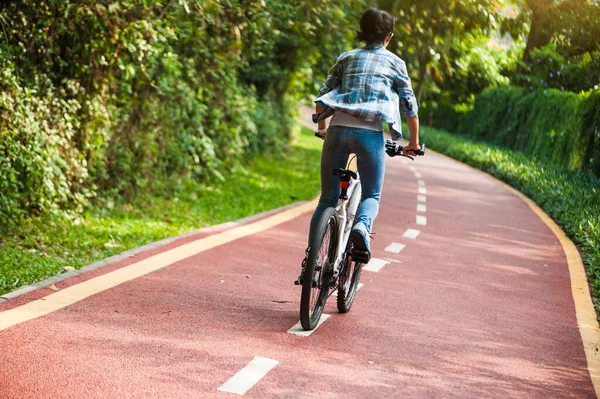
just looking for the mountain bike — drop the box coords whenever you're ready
[295,155,363,330]
[296,136,424,331]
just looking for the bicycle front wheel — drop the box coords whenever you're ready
[300,207,338,330]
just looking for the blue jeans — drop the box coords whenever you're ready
[309,125,385,244]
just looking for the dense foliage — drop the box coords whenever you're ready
[501,0,600,92]
[0,0,363,225]
[505,0,600,63]
[377,0,509,102]
[517,44,600,93]
[420,124,600,313]
[435,86,600,176]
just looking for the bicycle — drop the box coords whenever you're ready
[295,134,424,330]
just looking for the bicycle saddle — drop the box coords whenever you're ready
[333,168,357,181]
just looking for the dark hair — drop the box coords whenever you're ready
[356,8,395,45]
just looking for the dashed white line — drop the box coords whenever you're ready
[414,172,422,178]
[363,258,389,273]
[417,180,426,187]
[418,187,427,195]
[385,242,406,254]
[409,166,417,172]
[217,356,279,395]
[416,215,427,226]
[332,283,364,297]
[417,195,427,203]
[287,314,330,336]
[403,229,421,239]
[417,204,427,213]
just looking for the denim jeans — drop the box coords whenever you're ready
[309,125,385,244]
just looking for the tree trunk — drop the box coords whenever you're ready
[523,0,554,62]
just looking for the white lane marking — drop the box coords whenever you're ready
[416,215,427,226]
[385,243,406,254]
[417,180,425,187]
[417,195,427,203]
[217,356,279,395]
[417,204,427,213]
[409,166,417,172]
[403,229,421,239]
[363,258,389,273]
[418,187,427,195]
[287,314,330,336]
[382,258,402,263]
[332,283,364,297]
[414,172,422,178]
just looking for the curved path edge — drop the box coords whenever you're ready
[497,173,600,396]
[0,200,314,304]
[424,147,600,397]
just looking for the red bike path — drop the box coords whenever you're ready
[1,124,599,397]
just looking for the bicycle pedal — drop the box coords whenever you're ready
[294,279,302,286]
[351,249,370,263]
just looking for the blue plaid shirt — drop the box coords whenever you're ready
[313,44,418,140]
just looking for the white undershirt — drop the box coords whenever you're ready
[329,111,383,131]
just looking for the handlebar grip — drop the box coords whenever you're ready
[414,144,425,156]
[398,143,425,156]
[315,132,325,140]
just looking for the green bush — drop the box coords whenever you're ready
[515,44,600,93]
[421,125,600,313]
[0,0,364,225]
[580,92,600,177]
[446,86,600,176]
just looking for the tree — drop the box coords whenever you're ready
[376,0,506,101]
[508,0,600,61]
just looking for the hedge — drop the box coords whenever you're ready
[433,86,600,177]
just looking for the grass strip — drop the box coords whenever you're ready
[420,125,600,312]
[0,126,322,296]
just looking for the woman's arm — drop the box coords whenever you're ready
[317,56,343,98]
[316,104,327,131]
[393,60,420,153]
[405,115,420,153]
[315,56,344,135]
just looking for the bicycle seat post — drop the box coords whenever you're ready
[333,168,357,201]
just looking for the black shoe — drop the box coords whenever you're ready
[294,249,310,285]
[350,224,371,263]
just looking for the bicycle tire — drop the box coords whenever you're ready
[336,250,363,313]
[300,207,338,330]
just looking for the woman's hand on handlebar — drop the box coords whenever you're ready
[385,139,425,160]
[402,141,421,156]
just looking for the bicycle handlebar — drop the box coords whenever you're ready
[385,139,425,161]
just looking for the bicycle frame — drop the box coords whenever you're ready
[332,176,362,272]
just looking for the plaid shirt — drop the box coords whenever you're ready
[313,44,418,140]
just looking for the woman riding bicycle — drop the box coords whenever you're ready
[308,7,421,266]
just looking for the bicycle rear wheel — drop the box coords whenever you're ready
[337,249,363,313]
[300,207,338,330]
